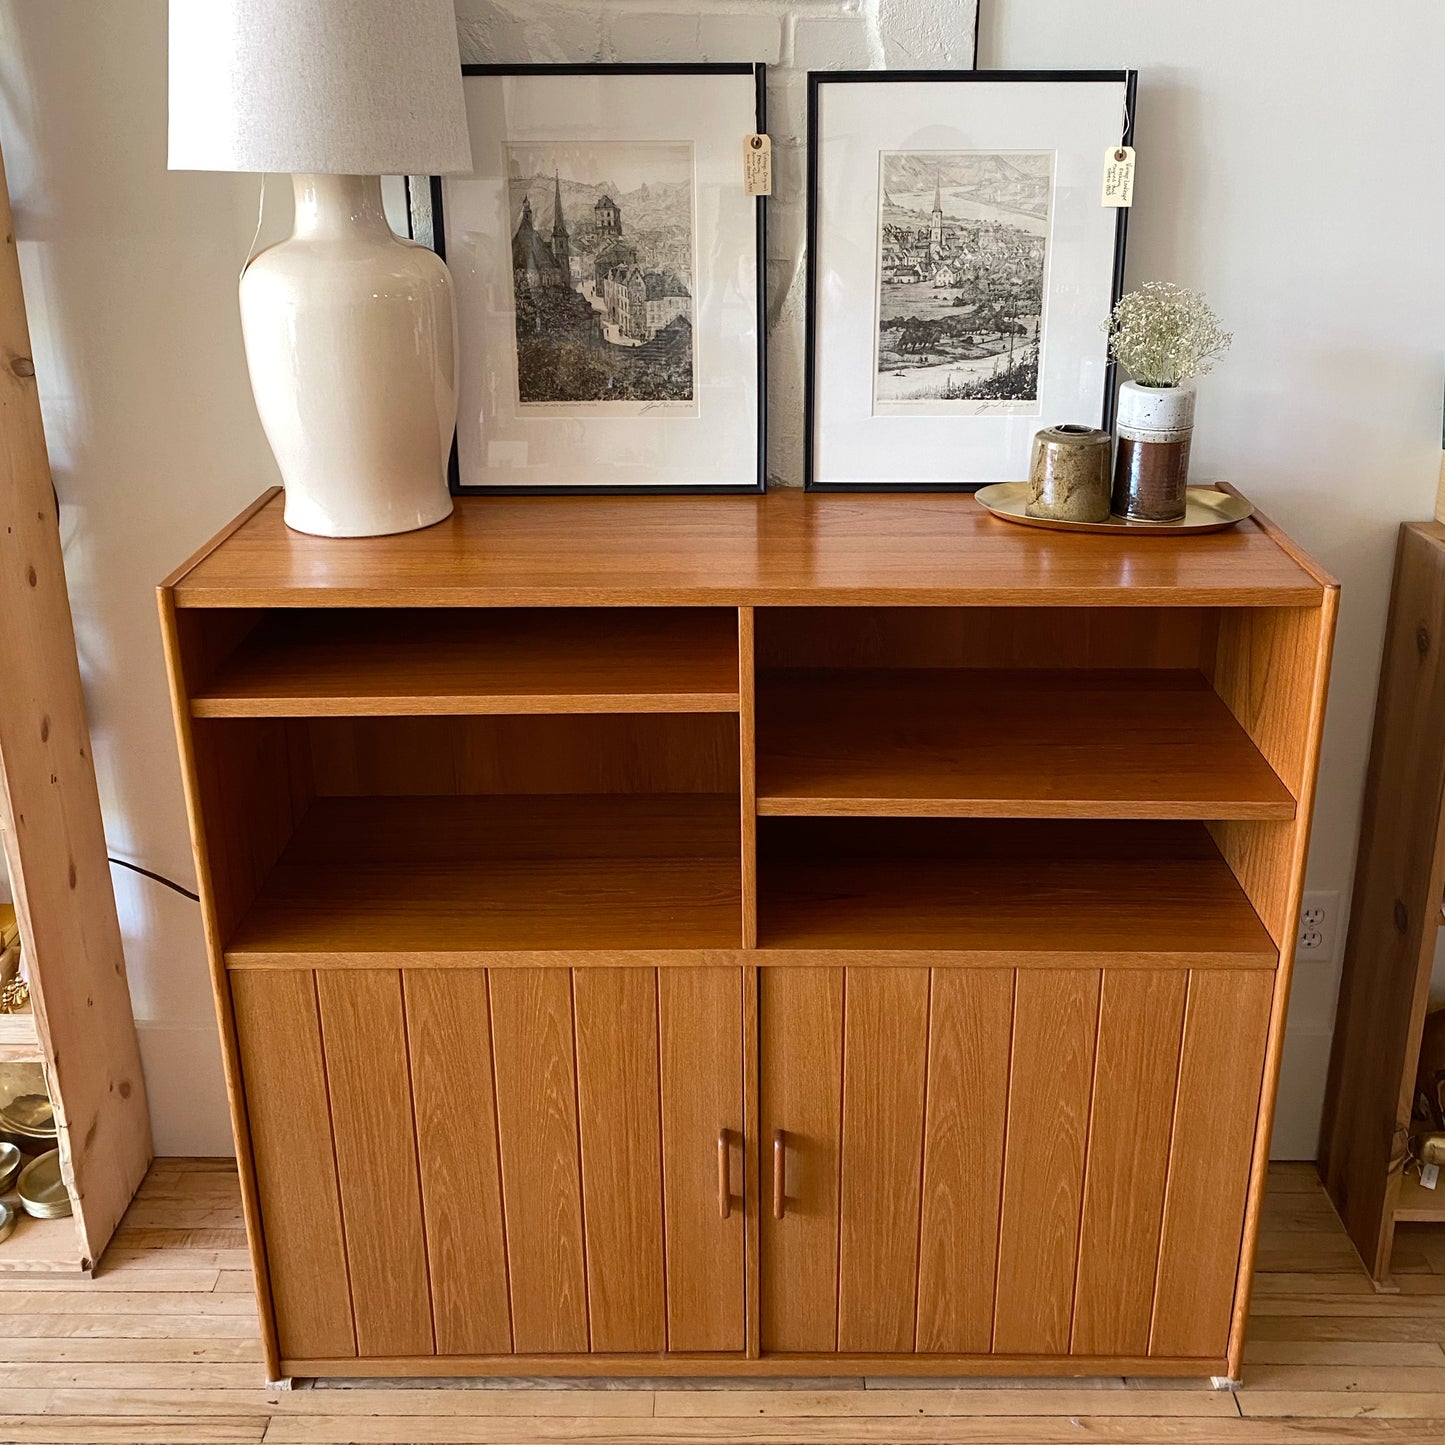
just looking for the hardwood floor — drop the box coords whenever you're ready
[0,1158,1441,1442]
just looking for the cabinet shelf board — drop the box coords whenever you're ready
[757,669,1296,821]
[223,794,743,962]
[1394,1172,1445,1222]
[192,609,741,718]
[758,818,1277,964]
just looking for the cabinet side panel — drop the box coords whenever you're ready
[230,970,355,1360]
[573,969,667,1353]
[1071,970,1187,1357]
[1150,969,1273,1358]
[916,969,1013,1354]
[489,968,590,1353]
[836,967,930,1353]
[994,969,1101,1355]
[404,969,512,1356]
[1213,605,1319,799]
[316,970,434,1357]
[191,717,313,943]
[759,967,844,1353]
[659,968,746,1352]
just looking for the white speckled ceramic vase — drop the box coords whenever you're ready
[1112,380,1196,523]
[239,175,457,538]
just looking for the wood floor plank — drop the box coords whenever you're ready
[0,1422,263,1444]
[0,1338,262,1363]
[259,1416,1445,1443]
[651,1387,1238,1416]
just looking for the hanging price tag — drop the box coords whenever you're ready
[744,134,772,196]
[1424,1162,1440,1190]
[1102,145,1135,207]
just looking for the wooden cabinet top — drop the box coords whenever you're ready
[165,487,1335,609]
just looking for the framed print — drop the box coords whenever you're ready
[805,70,1136,491]
[433,63,766,494]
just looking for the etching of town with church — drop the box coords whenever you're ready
[874,150,1053,414]
[507,142,696,412]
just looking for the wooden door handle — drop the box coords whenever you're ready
[717,1128,731,1219]
[772,1129,786,1219]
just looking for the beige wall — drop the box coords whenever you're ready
[1,0,1438,1153]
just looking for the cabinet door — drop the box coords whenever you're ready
[236,965,746,1363]
[759,964,1273,1363]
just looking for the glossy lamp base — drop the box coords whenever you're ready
[240,174,457,538]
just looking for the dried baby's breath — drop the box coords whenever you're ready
[1104,282,1232,387]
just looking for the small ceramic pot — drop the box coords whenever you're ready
[1027,425,1112,523]
[1112,381,1196,522]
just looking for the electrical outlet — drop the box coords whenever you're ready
[1296,890,1340,962]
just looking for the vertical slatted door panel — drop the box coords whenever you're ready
[993,969,1101,1355]
[315,970,434,1357]
[836,967,931,1354]
[659,968,746,1352]
[231,970,355,1361]
[573,968,667,1353]
[759,967,844,1353]
[1151,968,1275,1359]
[488,968,590,1354]
[917,969,1013,1354]
[404,969,512,1356]
[1071,970,1187,1357]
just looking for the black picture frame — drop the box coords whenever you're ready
[428,62,768,496]
[804,69,1137,492]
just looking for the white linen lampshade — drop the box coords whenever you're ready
[168,0,475,537]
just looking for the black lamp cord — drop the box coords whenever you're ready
[107,856,200,904]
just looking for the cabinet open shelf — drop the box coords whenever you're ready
[223,793,742,964]
[757,817,1278,965]
[1395,1172,1445,1222]
[756,669,1296,820]
[192,608,741,717]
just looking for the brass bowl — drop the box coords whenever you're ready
[17,1150,70,1219]
[0,1094,55,1142]
[0,1142,22,1194]
[0,1202,15,1245]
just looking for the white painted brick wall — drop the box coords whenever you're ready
[452,0,978,485]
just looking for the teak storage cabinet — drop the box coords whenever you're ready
[158,488,1336,1384]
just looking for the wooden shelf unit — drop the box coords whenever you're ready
[1321,522,1445,1278]
[159,487,1336,1385]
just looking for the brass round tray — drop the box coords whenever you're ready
[17,1150,70,1219]
[975,482,1254,535]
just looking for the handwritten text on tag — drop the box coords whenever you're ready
[744,134,772,196]
[1102,145,1135,207]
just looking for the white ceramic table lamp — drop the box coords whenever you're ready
[168,0,473,537]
